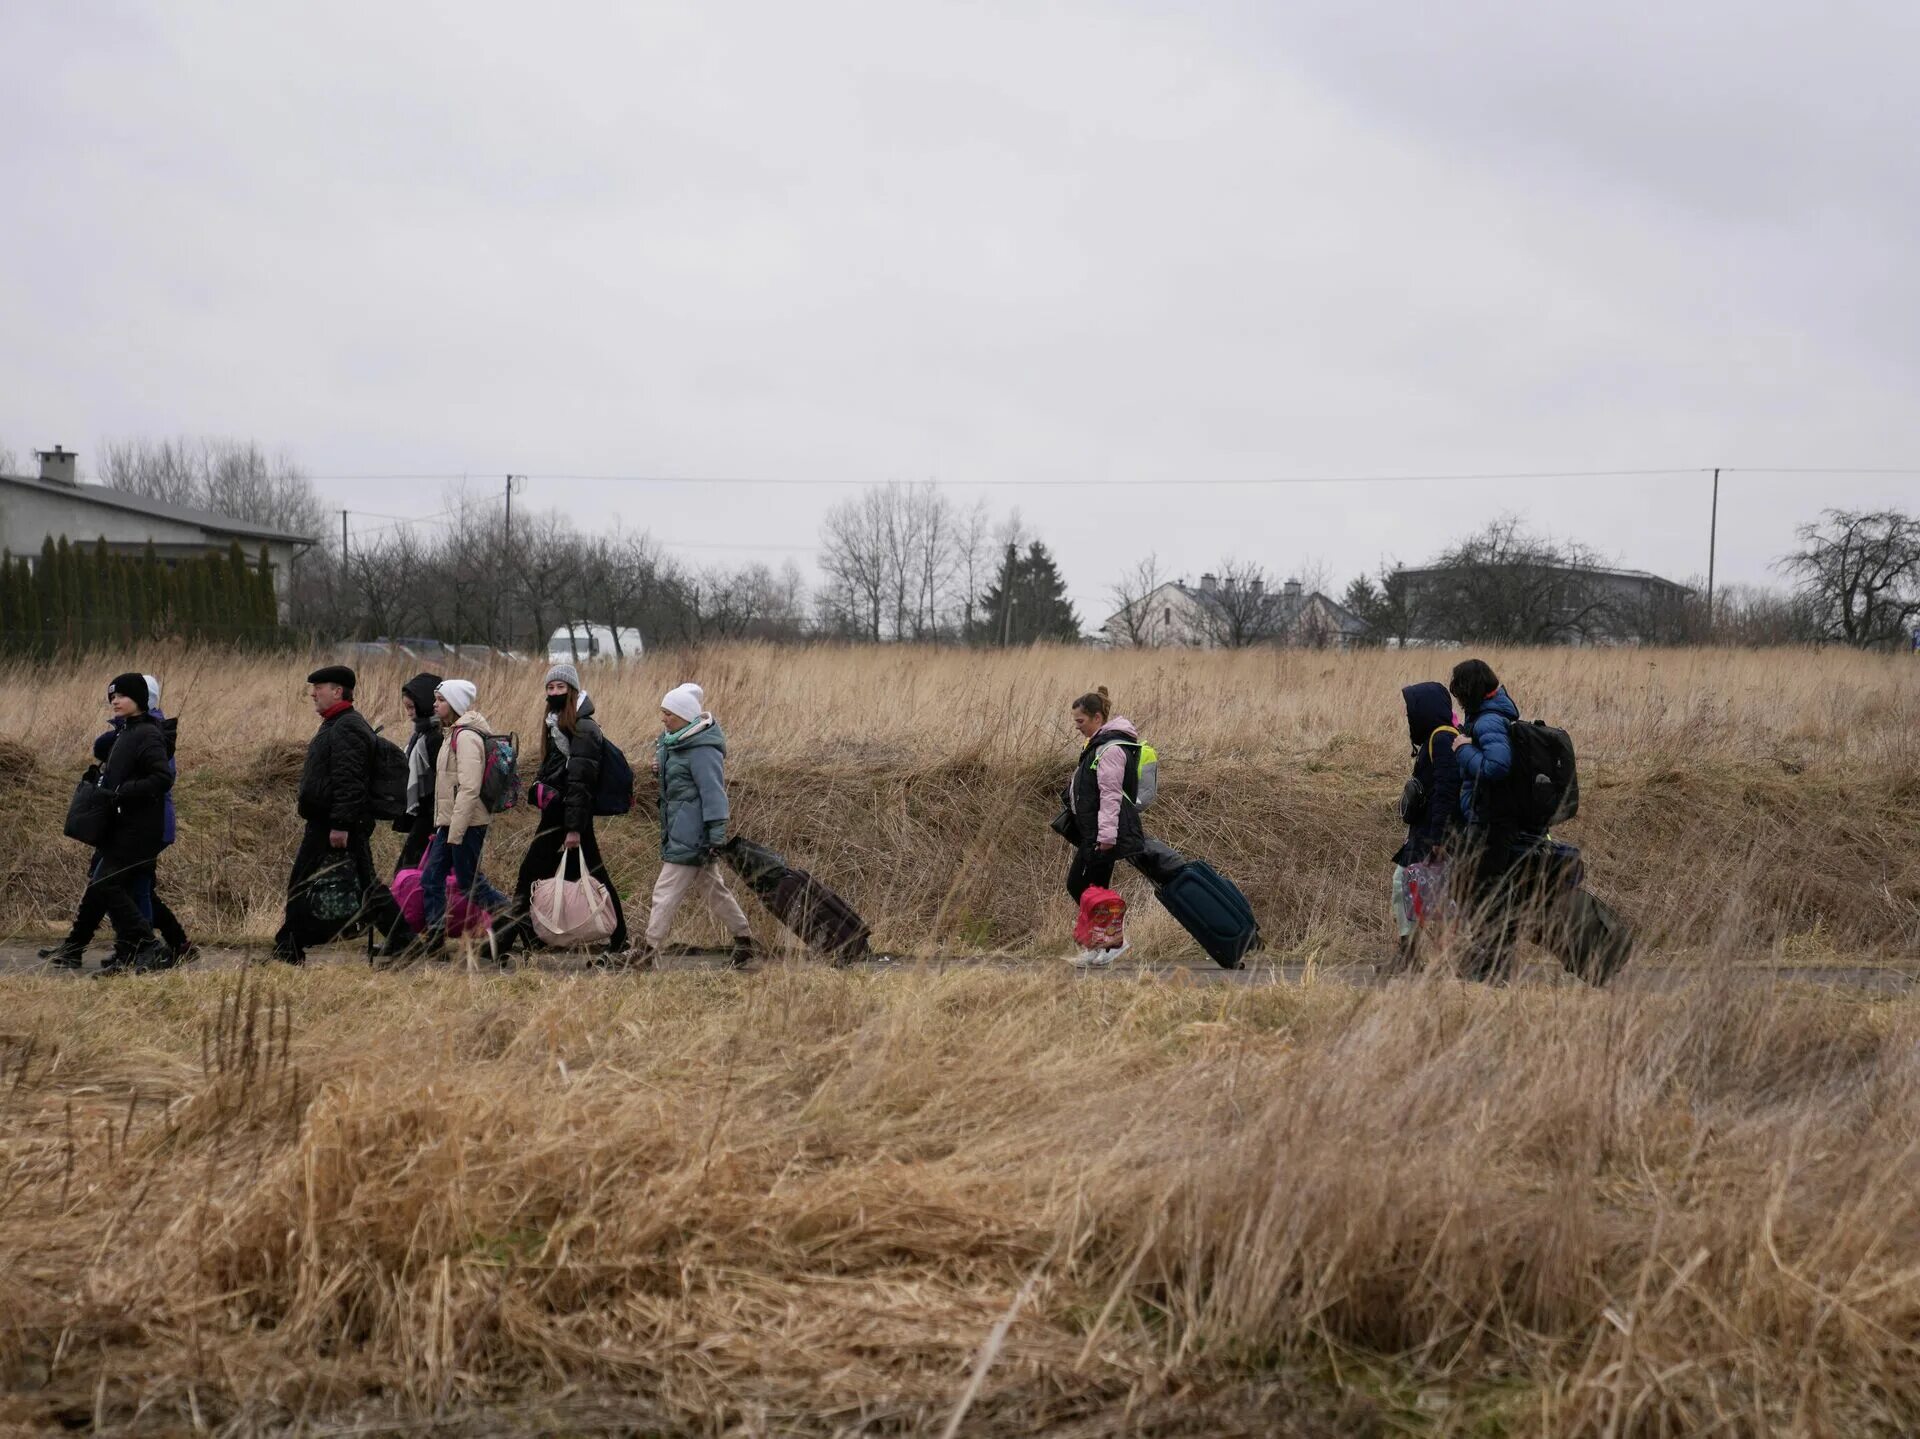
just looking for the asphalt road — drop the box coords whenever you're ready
[1,943,1913,993]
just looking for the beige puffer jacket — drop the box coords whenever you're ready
[434,710,493,844]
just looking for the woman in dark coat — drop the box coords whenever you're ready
[44,675,195,970]
[80,673,175,974]
[394,671,443,873]
[494,663,630,960]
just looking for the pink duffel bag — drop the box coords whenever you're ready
[530,851,617,948]
[392,867,491,937]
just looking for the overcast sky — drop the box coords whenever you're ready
[4,1,1917,623]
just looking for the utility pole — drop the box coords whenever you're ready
[999,542,1016,646]
[497,475,522,653]
[340,509,348,567]
[1705,467,1720,632]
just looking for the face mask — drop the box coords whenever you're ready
[546,693,568,713]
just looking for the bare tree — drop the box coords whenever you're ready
[1106,552,1168,646]
[1415,516,1615,645]
[98,436,326,536]
[1778,508,1920,649]
[1188,559,1286,648]
[0,439,18,476]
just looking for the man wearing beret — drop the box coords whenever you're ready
[271,665,416,963]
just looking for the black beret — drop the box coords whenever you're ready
[307,665,357,690]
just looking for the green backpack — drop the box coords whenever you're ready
[1091,739,1159,808]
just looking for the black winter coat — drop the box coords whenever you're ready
[535,699,605,833]
[98,712,174,864]
[1062,723,1145,855]
[297,705,379,831]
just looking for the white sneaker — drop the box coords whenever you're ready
[1070,940,1128,969]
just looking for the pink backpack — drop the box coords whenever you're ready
[1074,886,1127,950]
[391,866,491,937]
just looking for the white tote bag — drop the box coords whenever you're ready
[530,850,618,948]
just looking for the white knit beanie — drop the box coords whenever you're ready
[437,679,477,716]
[661,682,704,724]
[143,674,161,708]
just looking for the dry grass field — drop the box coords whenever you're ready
[2,645,1919,1435]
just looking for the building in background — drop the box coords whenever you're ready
[1396,561,1694,645]
[1103,574,1370,649]
[0,447,313,619]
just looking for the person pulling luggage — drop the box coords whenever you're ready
[645,683,757,970]
[494,662,631,962]
[272,665,417,965]
[1062,687,1148,968]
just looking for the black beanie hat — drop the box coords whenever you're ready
[108,672,151,711]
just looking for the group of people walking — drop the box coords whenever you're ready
[44,655,1625,984]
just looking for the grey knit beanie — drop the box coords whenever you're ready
[544,662,582,691]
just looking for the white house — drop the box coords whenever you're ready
[0,447,314,619]
[1103,574,1370,649]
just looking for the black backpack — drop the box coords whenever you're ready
[1490,718,1580,830]
[368,732,410,822]
[593,739,635,816]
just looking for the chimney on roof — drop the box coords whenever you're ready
[1283,577,1303,600]
[36,446,77,486]
[1250,578,1264,598]
[1200,572,1218,593]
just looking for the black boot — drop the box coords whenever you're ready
[39,941,86,970]
[729,935,760,971]
[377,918,419,965]
[130,937,176,974]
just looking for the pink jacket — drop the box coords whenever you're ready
[1091,715,1137,847]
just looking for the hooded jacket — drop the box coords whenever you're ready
[536,692,606,834]
[297,704,381,830]
[1064,717,1146,852]
[656,715,729,864]
[398,673,443,833]
[1457,686,1521,826]
[1395,682,1461,865]
[97,711,174,864]
[434,709,496,845]
[96,708,179,848]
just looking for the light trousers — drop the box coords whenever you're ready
[646,861,752,947]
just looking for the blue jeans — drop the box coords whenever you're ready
[421,826,509,929]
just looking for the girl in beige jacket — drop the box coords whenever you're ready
[420,679,510,950]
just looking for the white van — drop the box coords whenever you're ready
[547,621,644,665]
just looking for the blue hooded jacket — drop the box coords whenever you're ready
[1456,686,1519,824]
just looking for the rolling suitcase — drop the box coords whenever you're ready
[1538,888,1634,986]
[722,837,873,965]
[1156,860,1261,969]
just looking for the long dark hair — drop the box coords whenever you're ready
[551,685,579,738]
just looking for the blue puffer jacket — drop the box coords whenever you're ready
[96,707,177,847]
[655,716,730,865]
[1456,686,1519,825]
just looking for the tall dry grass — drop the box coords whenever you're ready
[1,965,1917,1434]
[1,644,1917,960]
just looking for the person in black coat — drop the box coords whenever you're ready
[41,678,196,971]
[393,671,443,873]
[494,663,630,959]
[74,674,175,974]
[272,665,416,964]
[1385,681,1462,974]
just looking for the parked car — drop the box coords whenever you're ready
[547,621,643,665]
